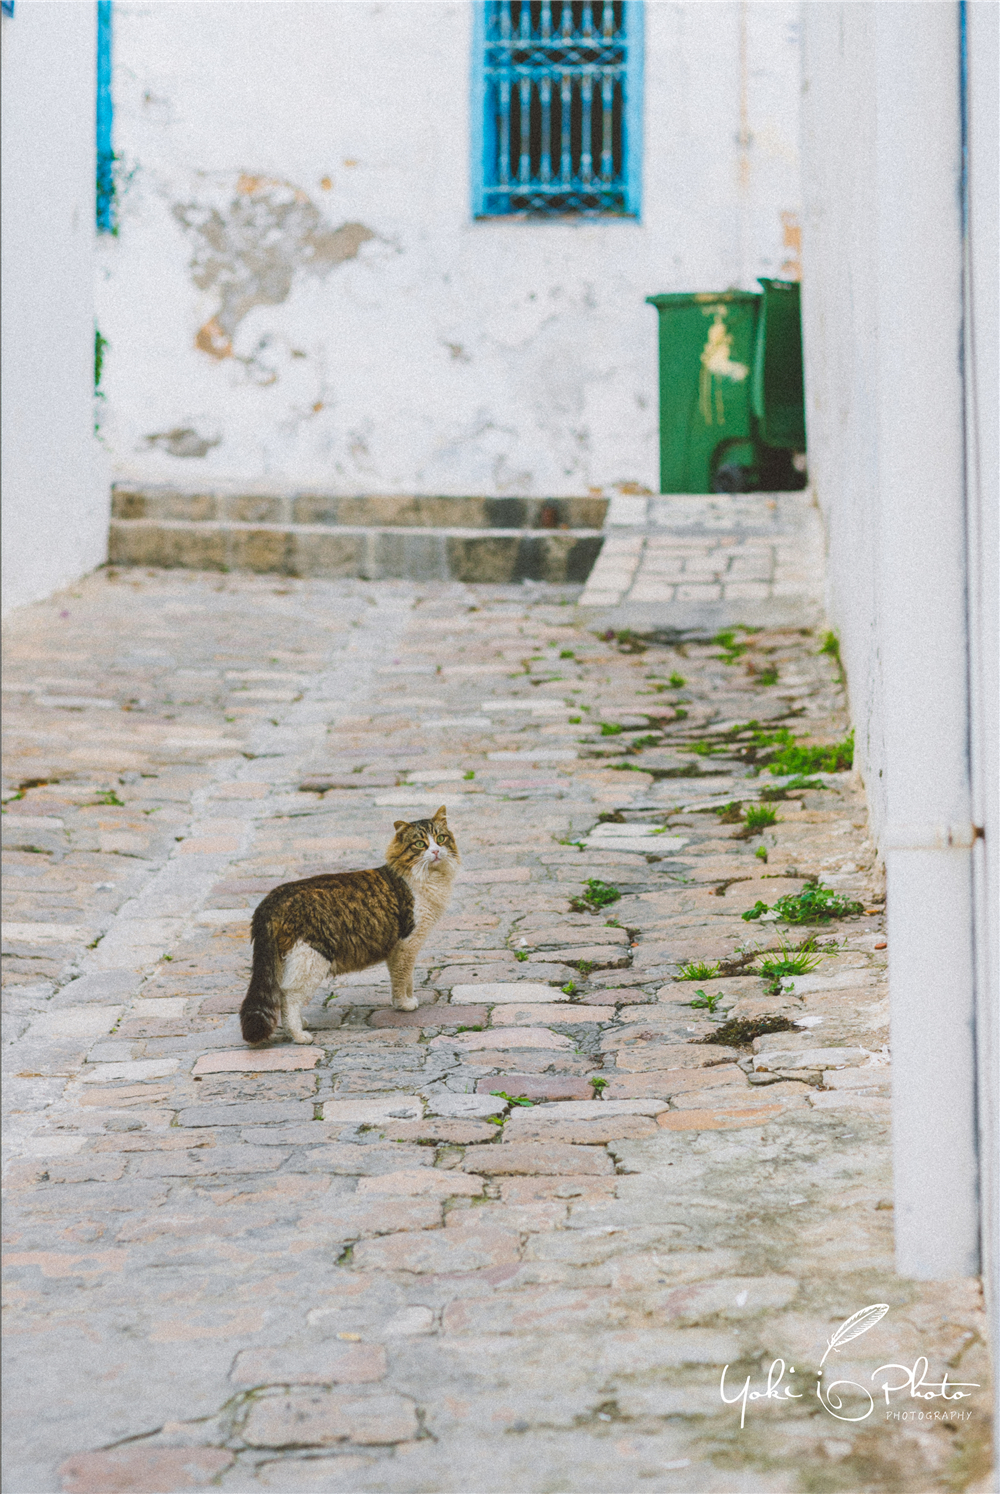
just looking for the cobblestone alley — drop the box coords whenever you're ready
[2,568,992,1494]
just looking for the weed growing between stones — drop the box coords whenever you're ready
[685,719,853,776]
[743,882,865,924]
[763,730,854,776]
[677,960,721,981]
[742,804,778,834]
[757,944,822,981]
[687,988,723,1013]
[569,879,621,913]
[715,628,756,664]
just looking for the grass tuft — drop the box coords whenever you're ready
[765,731,854,776]
[743,803,778,833]
[715,629,750,664]
[677,960,721,981]
[569,879,622,913]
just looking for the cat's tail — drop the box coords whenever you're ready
[240,910,282,1044]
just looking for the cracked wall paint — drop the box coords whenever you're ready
[145,426,220,458]
[172,175,375,361]
[97,1,801,495]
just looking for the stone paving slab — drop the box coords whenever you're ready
[579,493,825,632]
[1,568,992,1493]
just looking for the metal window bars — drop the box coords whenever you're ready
[481,0,631,215]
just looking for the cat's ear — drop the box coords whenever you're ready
[393,820,408,832]
[433,805,447,822]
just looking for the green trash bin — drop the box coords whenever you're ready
[645,290,760,494]
[646,282,807,493]
[751,278,806,452]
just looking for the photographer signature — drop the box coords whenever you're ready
[720,1304,980,1426]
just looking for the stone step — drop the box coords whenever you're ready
[111,486,608,531]
[108,517,605,584]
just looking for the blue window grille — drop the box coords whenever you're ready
[473,0,642,218]
[96,0,114,231]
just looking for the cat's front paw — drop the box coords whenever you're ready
[291,1032,315,1044]
[392,995,419,1012]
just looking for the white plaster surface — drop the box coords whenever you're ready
[97,0,802,498]
[1,0,109,615]
[799,1,998,1295]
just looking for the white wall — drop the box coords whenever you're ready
[798,2,885,834]
[1,0,107,616]
[799,0,998,1304]
[97,0,802,498]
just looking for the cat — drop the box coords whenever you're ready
[239,808,459,1045]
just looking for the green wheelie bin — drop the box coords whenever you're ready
[751,277,807,452]
[645,290,760,494]
[646,282,807,493]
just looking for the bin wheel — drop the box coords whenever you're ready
[713,463,758,494]
[710,437,760,494]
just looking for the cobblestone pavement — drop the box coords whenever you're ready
[2,569,992,1494]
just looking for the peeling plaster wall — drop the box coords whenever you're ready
[1,1,107,616]
[98,0,802,497]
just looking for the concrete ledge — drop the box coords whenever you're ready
[108,519,604,585]
[606,491,818,535]
[579,595,825,633]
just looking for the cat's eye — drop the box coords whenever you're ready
[413,839,427,850]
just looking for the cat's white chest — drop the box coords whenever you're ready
[407,866,455,940]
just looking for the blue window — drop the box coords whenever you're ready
[96,0,114,231]
[472,0,642,218]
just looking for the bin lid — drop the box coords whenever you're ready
[646,290,761,308]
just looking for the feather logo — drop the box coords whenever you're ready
[819,1303,890,1367]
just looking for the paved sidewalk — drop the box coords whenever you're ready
[2,569,992,1493]
[579,494,825,634]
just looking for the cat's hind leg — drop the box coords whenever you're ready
[278,942,331,1043]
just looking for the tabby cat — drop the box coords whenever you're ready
[239,809,459,1045]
